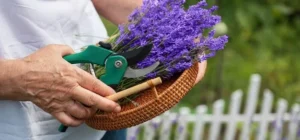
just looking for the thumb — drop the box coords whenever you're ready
[56,45,75,56]
[46,45,75,56]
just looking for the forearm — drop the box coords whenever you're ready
[92,0,143,25]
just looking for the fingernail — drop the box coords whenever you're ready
[114,105,121,113]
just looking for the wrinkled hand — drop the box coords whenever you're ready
[194,61,207,85]
[17,45,121,127]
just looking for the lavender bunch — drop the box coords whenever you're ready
[110,0,228,80]
[98,0,228,92]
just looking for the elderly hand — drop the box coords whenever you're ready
[0,45,121,127]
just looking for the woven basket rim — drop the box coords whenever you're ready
[85,63,199,130]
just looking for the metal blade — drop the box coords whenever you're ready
[124,62,160,78]
[88,63,96,77]
[118,44,153,66]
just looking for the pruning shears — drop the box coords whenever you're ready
[58,42,159,132]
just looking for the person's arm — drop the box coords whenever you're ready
[92,0,143,25]
[0,45,121,127]
[0,59,29,100]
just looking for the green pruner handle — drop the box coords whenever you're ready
[63,45,111,65]
[58,125,68,132]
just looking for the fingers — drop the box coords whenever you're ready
[71,86,121,113]
[195,61,207,85]
[54,112,84,127]
[75,67,115,97]
[65,100,97,120]
[27,44,122,127]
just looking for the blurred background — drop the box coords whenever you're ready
[100,0,300,113]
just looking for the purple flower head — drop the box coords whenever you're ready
[114,0,228,80]
[178,125,184,133]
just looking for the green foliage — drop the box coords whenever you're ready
[100,0,300,111]
[182,0,300,111]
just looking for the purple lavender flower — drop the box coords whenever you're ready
[114,0,228,80]
[151,121,160,129]
[178,125,184,133]
[130,136,137,140]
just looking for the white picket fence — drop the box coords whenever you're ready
[126,74,300,140]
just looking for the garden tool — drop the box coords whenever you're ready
[58,43,159,132]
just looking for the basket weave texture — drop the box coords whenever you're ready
[85,63,199,130]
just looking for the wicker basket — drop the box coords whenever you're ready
[85,63,200,130]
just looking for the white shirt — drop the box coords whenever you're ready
[0,1,109,140]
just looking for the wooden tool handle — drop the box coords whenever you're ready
[107,77,162,101]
